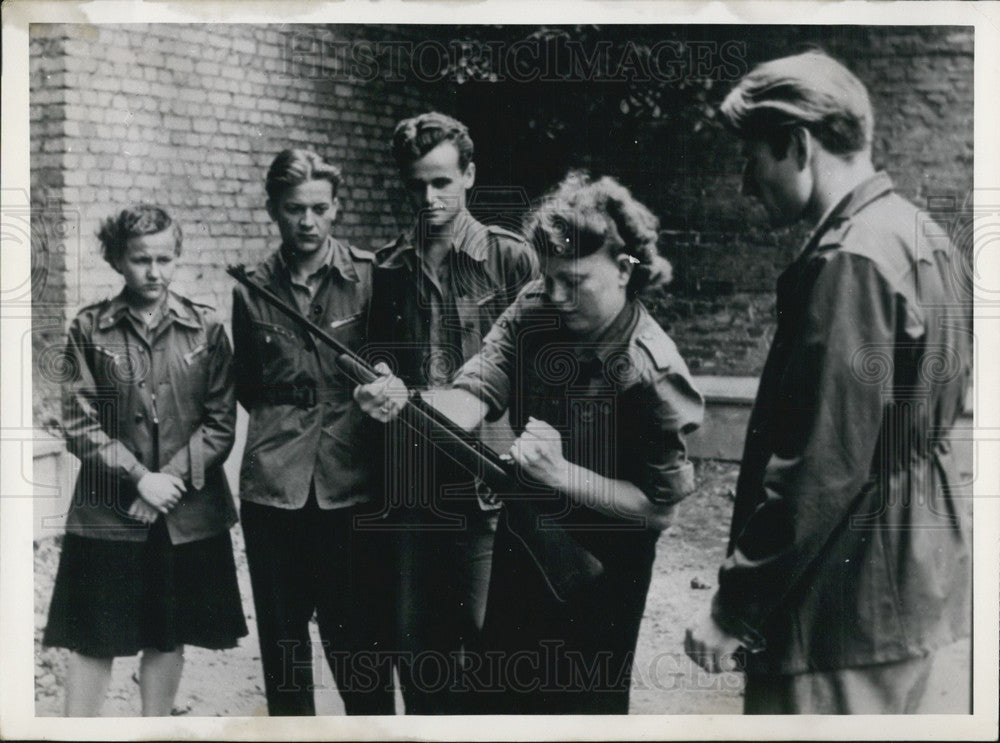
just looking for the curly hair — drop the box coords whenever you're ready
[97,203,181,268]
[719,50,873,158]
[526,171,666,299]
[265,149,342,204]
[391,111,474,171]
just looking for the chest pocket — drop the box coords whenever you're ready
[455,290,499,360]
[157,329,209,435]
[328,311,365,352]
[170,330,212,390]
[252,318,301,356]
[91,342,148,388]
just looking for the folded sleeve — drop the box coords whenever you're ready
[632,367,704,505]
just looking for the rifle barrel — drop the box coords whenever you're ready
[229,263,511,483]
[227,262,603,601]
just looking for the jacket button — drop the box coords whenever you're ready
[138,380,146,388]
[311,304,322,318]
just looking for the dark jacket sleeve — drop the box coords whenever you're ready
[231,286,260,411]
[160,319,237,486]
[712,251,898,645]
[497,233,540,307]
[61,316,149,506]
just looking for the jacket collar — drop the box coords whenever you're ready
[387,209,490,271]
[275,236,360,284]
[97,289,200,331]
[797,171,895,262]
[564,300,640,363]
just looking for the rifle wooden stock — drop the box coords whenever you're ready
[228,264,604,602]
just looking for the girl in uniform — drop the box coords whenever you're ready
[43,204,247,716]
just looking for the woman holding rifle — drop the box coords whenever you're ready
[356,171,704,714]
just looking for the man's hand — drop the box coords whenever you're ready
[507,417,570,490]
[684,603,745,673]
[353,362,409,423]
[127,498,160,524]
[136,472,186,514]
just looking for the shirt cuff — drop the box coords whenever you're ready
[126,460,150,486]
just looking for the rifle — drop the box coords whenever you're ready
[227,264,604,602]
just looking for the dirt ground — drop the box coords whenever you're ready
[33,460,970,717]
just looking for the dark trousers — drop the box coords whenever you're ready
[241,494,396,716]
[744,654,935,714]
[472,512,651,715]
[391,506,497,714]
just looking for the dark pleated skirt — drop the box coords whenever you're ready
[43,518,248,657]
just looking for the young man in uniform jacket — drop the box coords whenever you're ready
[684,51,972,714]
[232,149,394,716]
[359,112,538,714]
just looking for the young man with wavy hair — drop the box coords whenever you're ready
[232,149,394,716]
[684,51,971,714]
[357,112,538,714]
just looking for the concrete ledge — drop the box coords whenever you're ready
[692,375,758,405]
[687,376,973,462]
[686,376,755,461]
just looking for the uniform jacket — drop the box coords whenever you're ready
[365,210,538,389]
[453,287,704,667]
[454,279,703,516]
[364,210,538,514]
[712,172,972,674]
[453,285,705,561]
[62,290,237,544]
[232,238,375,510]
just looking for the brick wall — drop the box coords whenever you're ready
[31,31,73,429]
[455,26,973,375]
[29,23,451,426]
[30,24,974,423]
[648,26,974,373]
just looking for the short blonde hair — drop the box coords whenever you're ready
[97,203,181,268]
[265,149,342,203]
[719,51,873,157]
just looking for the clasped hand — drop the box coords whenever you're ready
[134,472,186,522]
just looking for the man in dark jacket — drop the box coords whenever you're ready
[684,51,971,713]
[232,149,394,715]
[358,112,538,713]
